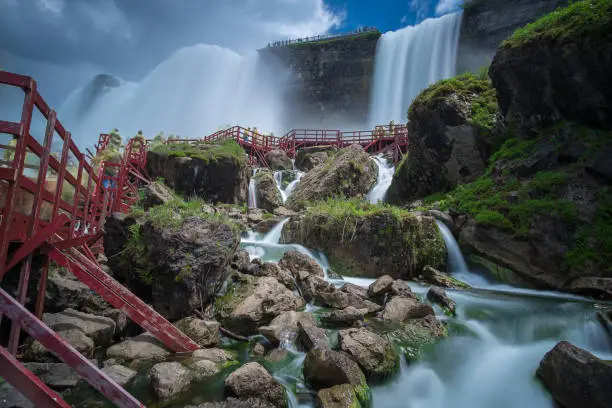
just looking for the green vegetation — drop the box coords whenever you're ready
[151,139,245,164]
[502,0,612,48]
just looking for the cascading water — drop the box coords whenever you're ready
[366,154,395,204]
[369,12,462,126]
[248,169,258,209]
[274,170,304,203]
[59,44,287,147]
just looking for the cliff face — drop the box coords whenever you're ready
[457,0,568,73]
[259,31,381,129]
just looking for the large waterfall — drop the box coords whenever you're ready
[59,44,287,147]
[369,12,462,126]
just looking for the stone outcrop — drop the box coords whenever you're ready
[427,286,456,315]
[254,170,283,211]
[225,362,287,408]
[320,306,365,328]
[387,74,496,204]
[536,341,612,408]
[338,328,400,380]
[294,146,337,172]
[286,145,377,210]
[279,250,324,278]
[264,150,293,170]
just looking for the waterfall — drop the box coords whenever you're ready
[248,169,258,209]
[369,12,462,126]
[367,154,395,204]
[435,219,468,273]
[262,218,290,244]
[273,170,304,203]
[58,44,287,147]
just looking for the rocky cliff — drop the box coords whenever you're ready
[259,31,381,129]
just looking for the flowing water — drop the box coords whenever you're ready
[366,154,395,204]
[236,218,612,408]
[369,12,462,126]
[274,171,305,203]
[248,169,259,209]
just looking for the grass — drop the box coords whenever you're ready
[502,0,612,48]
[151,139,245,164]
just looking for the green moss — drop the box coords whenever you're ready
[151,139,245,164]
[353,381,372,408]
[213,272,257,322]
[502,0,612,48]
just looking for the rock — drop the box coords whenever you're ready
[367,276,414,303]
[294,146,337,172]
[43,308,115,347]
[273,206,297,217]
[258,311,317,346]
[566,277,612,300]
[174,317,220,347]
[338,328,399,380]
[251,342,266,357]
[387,74,494,204]
[298,274,382,313]
[378,315,446,363]
[142,181,176,209]
[189,397,275,408]
[111,213,240,321]
[151,361,192,401]
[426,209,453,229]
[101,364,137,387]
[192,348,235,364]
[279,250,324,278]
[320,306,365,328]
[214,273,306,335]
[341,283,368,299]
[536,341,612,408]
[232,250,251,270]
[26,327,94,362]
[23,362,80,389]
[265,150,293,171]
[103,213,137,274]
[427,286,456,315]
[297,321,329,352]
[281,209,445,279]
[105,332,170,363]
[146,143,249,204]
[316,384,361,408]
[287,145,377,209]
[419,266,471,289]
[254,170,283,211]
[258,262,296,290]
[187,359,220,381]
[381,297,435,323]
[102,308,128,338]
[303,349,369,403]
[490,2,612,133]
[266,348,290,364]
[44,273,98,313]
[255,218,283,234]
[225,362,287,408]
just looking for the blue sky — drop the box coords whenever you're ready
[327,0,463,34]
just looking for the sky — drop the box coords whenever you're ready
[0,0,463,106]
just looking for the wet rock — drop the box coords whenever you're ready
[316,384,360,408]
[266,348,290,364]
[105,332,170,364]
[26,327,94,362]
[23,362,80,389]
[368,276,414,303]
[303,349,369,403]
[287,145,377,209]
[192,348,235,364]
[101,364,137,387]
[189,397,275,408]
[320,306,365,328]
[279,250,324,278]
[251,342,266,357]
[536,341,612,408]
[294,146,337,172]
[341,283,368,299]
[381,297,435,323]
[297,321,329,352]
[419,265,471,289]
[426,286,456,316]
[254,170,283,212]
[259,311,317,346]
[376,315,446,363]
[225,362,287,408]
[258,262,296,290]
[255,218,283,234]
[566,277,612,301]
[187,359,220,381]
[338,328,400,380]
[174,317,220,347]
[43,308,115,347]
[151,361,192,401]
[265,150,293,171]
[214,273,306,336]
[298,274,381,313]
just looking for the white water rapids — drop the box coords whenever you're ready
[367,154,395,204]
[239,218,612,408]
[274,170,304,204]
[369,12,462,126]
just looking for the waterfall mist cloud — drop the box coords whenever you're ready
[435,0,463,15]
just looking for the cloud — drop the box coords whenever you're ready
[0,0,342,103]
[435,0,462,15]
[400,15,408,24]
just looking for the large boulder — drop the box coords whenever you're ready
[258,311,317,346]
[338,328,400,380]
[387,73,496,204]
[265,150,293,170]
[281,204,445,279]
[368,275,414,303]
[297,273,381,313]
[294,146,337,172]
[101,364,137,387]
[26,327,94,362]
[42,308,115,347]
[111,209,240,320]
[23,363,80,389]
[316,384,361,408]
[490,0,612,134]
[279,250,324,278]
[214,273,306,335]
[105,332,170,364]
[381,297,435,323]
[297,321,330,352]
[254,170,283,211]
[536,341,612,408]
[320,306,366,328]
[151,361,192,401]
[225,362,287,408]
[286,145,377,210]
[174,317,220,347]
[146,141,248,204]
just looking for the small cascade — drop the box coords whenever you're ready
[262,217,290,244]
[273,170,304,203]
[435,219,468,273]
[367,154,395,204]
[248,169,258,209]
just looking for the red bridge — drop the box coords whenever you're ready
[0,69,408,407]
